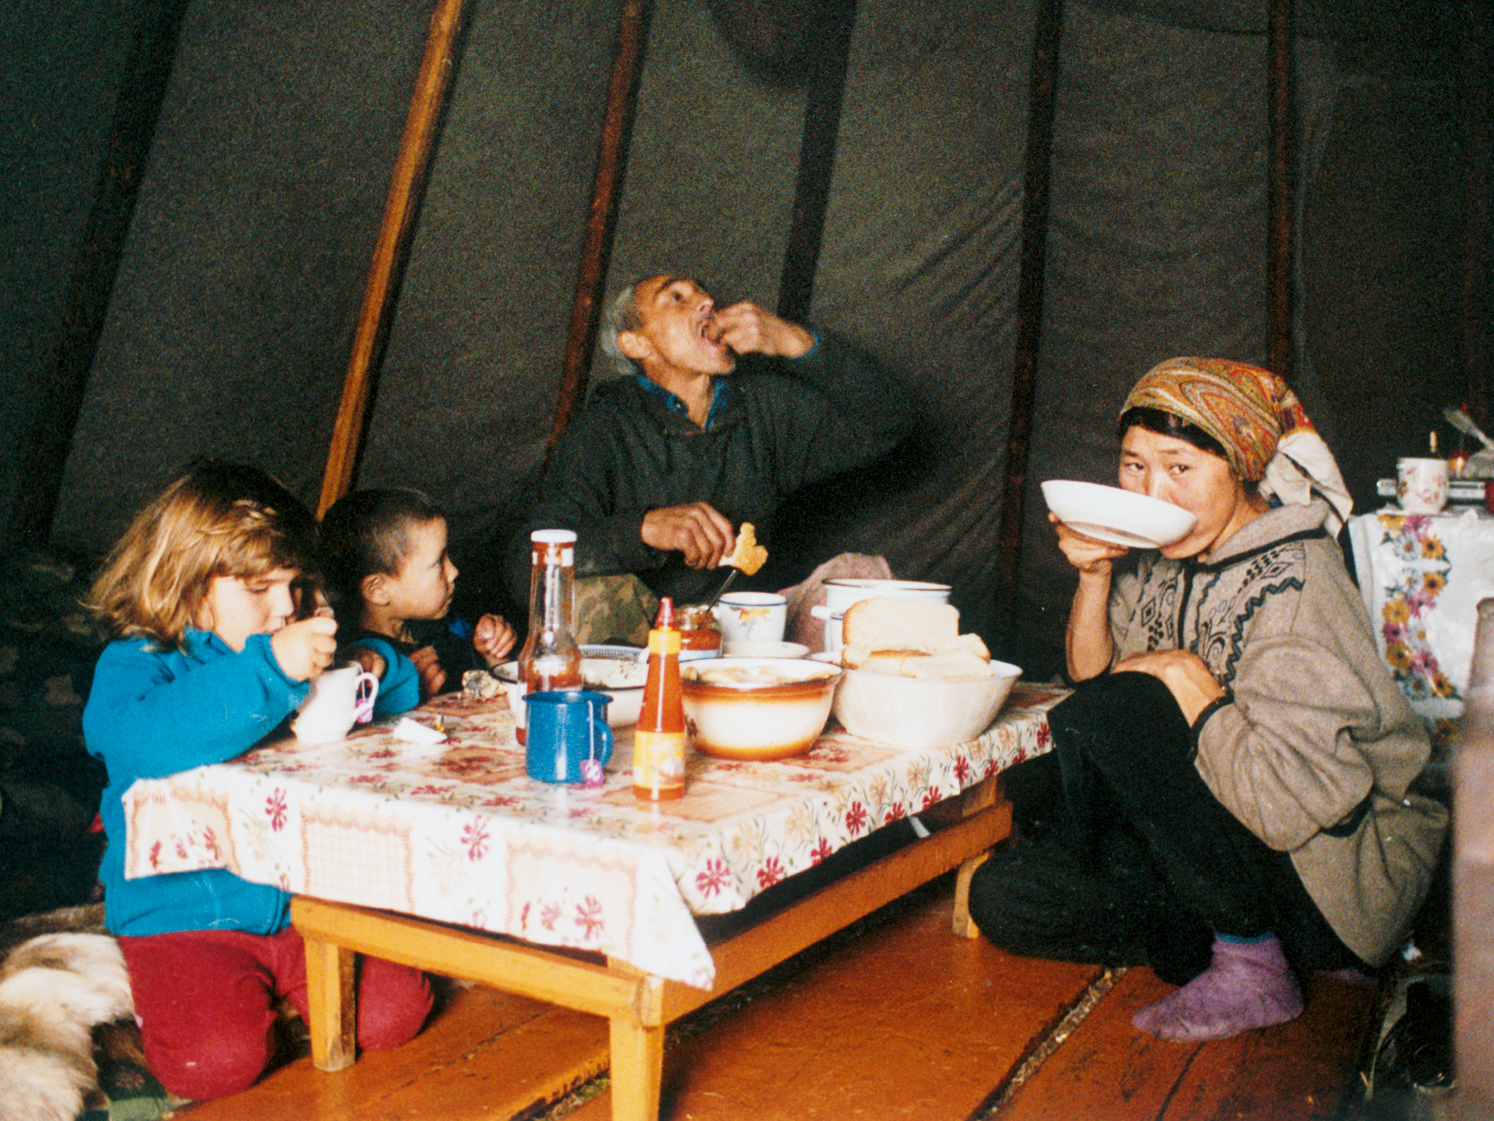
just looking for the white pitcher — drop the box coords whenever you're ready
[292,665,379,743]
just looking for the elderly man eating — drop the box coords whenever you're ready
[507,275,914,623]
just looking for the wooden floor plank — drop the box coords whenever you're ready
[180,985,609,1120]
[996,965,1376,1121]
[565,878,1100,1121]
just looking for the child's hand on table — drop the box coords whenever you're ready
[410,645,446,698]
[271,610,338,681]
[473,613,517,666]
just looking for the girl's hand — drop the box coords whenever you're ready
[271,611,338,681]
[473,613,517,665]
[1052,513,1128,575]
[410,645,446,698]
[1114,649,1226,724]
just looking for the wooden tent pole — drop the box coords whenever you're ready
[777,0,859,324]
[1460,0,1489,424]
[544,0,653,462]
[1266,0,1295,380]
[6,0,190,547]
[317,0,468,517]
[991,0,1064,651]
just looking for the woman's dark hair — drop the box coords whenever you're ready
[1118,406,1231,462]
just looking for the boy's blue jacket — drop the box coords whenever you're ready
[84,629,308,937]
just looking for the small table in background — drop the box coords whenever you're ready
[1348,505,1494,756]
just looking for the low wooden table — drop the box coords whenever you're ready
[123,683,1063,1120]
[292,776,1009,1121]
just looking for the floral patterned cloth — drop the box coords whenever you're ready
[1348,507,1494,756]
[121,684,1063,988]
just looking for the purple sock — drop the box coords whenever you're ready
[1132,933,1303,1042]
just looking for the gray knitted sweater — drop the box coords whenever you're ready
[1110,498,1447,966]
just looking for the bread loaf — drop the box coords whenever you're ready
[841,598,995,679]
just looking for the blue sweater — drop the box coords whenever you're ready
[84,629,308,937]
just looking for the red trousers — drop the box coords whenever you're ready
[118,925,433,1101]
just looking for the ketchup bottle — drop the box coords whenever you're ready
[634,597,686,801]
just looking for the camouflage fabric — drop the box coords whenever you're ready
[0,547,108,920]
[573,574,659,647]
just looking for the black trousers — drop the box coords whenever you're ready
[968,672,1360,985]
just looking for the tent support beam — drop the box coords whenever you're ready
[992,0,1064,653]
[317,0,469,517]
[6,0,189,547]
[777,0,859,324]
[1267,0,1295,380]
[545,0,653,461]
[1460,0,1489,424]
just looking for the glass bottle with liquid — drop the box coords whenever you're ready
[634,597,686,801]
[516,529,583,744]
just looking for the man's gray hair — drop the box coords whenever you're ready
[599,284,643,377]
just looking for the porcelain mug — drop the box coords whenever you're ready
[715,592,787,652]
[292,665,379,743]
[525,690,613,784]
[1397,457,1449,515]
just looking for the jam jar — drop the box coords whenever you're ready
[675,603,722,660]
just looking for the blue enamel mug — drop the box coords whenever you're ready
[524,689,613,784]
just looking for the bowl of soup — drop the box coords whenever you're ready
[680,657,842,761]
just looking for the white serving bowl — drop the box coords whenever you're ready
[831,660,1023,748]
[720,639,810,659]
[680,657,842,761]
[1040,480,1197,549]
[496,644,646,728]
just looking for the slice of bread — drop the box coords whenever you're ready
[840,598,994,678]
[721,522,768,575]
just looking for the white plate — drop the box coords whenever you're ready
[1040,480,1197,548]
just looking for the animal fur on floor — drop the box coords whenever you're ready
[0,931,135,1121]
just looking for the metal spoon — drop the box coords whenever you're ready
[1443,407,1494,451]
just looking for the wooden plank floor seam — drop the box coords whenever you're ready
[969,964,1126,1119]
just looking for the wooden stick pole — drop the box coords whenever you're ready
[317,0,468,517]
[1266,0,1295,380]
[991,0,1064,651]
[544,0,653,462]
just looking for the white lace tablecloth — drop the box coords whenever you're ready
[122,683,1063,988]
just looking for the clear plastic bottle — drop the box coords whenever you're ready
[515,529,582,744]
[634,597,686,801]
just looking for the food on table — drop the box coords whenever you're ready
[720,522,767,575]
[839,598,996,679]
[582,658,647,690]
[682,662,837,686]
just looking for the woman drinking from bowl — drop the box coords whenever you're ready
[969,358,1446,1042]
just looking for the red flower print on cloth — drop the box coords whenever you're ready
[575,897,604,940]
[461,819,490,861]
[695,858,731,896]
[757,856,786,888]
[264,788,288,830]
[883,802,906,825]
[810,836,835,864]
[954,756,971,784]
[540,902,563,931]
[845,801,869,836]
[921,787,943,809]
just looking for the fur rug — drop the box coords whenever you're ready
[0,930,135,1121]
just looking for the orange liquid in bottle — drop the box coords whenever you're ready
[634,598,686,801]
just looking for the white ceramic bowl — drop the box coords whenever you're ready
[496,645,646,728]
[680,657,842,761]
[1040,480,1197,548]
[832,660,1023,748]
[720,639,810,659]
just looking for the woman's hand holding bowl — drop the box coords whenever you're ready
[1050,512,1129,574]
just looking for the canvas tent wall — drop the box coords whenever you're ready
[2,0,1483,673]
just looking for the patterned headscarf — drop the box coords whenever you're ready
[1122,357,1353,530]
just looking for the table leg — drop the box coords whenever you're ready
[302,930,358,1071]
[608,1014,665,1121]
[951,776,1002,939]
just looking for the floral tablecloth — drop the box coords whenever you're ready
[122,683,1063,989]
[1348,507,1494,753]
